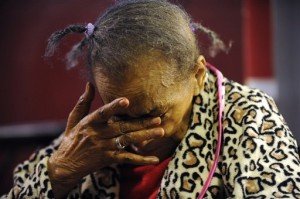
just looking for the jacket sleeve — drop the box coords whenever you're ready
[223,91,300,198]
[1,135,63,199]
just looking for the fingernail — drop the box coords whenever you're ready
[145,157,159,163]
[153,128,164,136]
[85,83,90,92]
[119,98,128,106]
[150,117,161,125]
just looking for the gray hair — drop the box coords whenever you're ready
[44,0,230,79]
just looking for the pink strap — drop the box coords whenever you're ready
[197,63,224,199]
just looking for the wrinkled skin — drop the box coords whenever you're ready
[48,52,206,198]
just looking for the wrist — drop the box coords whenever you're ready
[48,156,80,185]
[47,156,80,199]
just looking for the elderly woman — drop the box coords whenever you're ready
[2,0,300,198]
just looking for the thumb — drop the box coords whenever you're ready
[66,82,95,132]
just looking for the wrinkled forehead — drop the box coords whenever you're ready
[94,52,178,103]
[97,74,171,116]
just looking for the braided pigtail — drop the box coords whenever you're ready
[44,24,87,57]
[44,24,96,69]
[190,22,232,57]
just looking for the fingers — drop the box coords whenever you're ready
[105,117,161,136]
[121,127,164,145]
[66,82,95,131]
[84,97,129,124]
[111,151,160,165]
[90,116,162,139]
[103,127,164,150]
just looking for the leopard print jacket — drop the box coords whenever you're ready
[2,68,300,199]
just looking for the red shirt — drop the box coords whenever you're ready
[119,157,172,199]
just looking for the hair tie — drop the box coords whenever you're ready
[85,23,95,37]
[190,23,196,33]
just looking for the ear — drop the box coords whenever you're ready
[192,55,206,96]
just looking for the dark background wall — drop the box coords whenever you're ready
[272,0,300,142]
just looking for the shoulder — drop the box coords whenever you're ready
[13,134,63,186]
[3,135,63,198]
[221,78,300,198]
[221,77,298,159]
[223,78,285,129]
